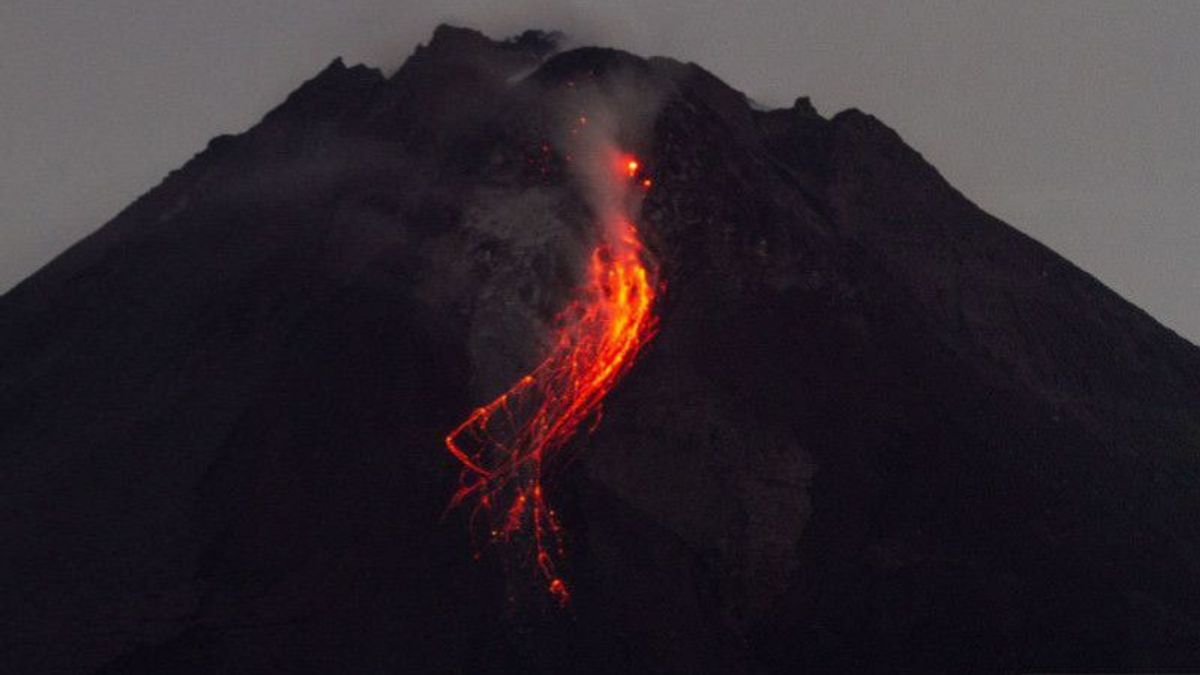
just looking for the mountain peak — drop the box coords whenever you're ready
[791,95,820,118]
[2,23,1198,674]
[420,23,561,66]
[427,23,494,52]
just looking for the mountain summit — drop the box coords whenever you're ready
[2,25,1198,674]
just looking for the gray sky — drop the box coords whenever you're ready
[2,1,1197,343]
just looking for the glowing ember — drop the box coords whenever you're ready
[444,152,660,606]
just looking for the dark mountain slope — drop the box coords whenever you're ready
[1,25,1198,674]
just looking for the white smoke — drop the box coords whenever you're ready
[549,68,667,248]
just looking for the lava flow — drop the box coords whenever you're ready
[444,152,659,607]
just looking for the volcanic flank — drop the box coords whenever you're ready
[2,25,1200,675]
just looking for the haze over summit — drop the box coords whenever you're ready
[2,2,1198,343]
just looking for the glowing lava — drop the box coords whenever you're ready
[444,154,659,607]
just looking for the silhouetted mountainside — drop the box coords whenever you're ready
[2,25,1199,674]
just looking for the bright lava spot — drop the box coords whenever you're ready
[548,577,570,606]
[626,159,639,176]
[445,151,660,606]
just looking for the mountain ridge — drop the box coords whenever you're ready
[2,24,1198,674]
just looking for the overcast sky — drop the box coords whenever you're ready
[2,1,1197,343]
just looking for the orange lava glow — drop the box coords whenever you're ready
[444,153,660,606]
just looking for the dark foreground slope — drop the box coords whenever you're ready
[2,26,1198,674]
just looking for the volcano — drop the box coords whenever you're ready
[2,25,1199,674]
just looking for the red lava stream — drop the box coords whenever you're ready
[444,151,660,606]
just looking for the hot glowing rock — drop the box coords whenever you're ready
[444,158,660,606]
